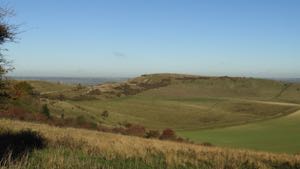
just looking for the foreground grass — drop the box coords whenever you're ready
[1,119,300,169]
[179,110,300,154]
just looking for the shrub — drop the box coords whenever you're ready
[145,130,160,138]
[101,110,109,119]
[175,137,185,143]
[88,89,101,95]
[57,94,65,101]
[41,104,50,118]
[76,115,86,126]
[73,83,84,91]
[125,124,146,137]
[159,128,176,140]
[119,121,133,128]
[61,113,64,119]
[13,81,34,96]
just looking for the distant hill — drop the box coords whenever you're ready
[10,76,128,85]
[87,73,300,103]
[275,78,300,83]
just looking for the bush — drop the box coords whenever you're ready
[73,83,84,91]
[159,128,176,140]
[125,124,146,137]
[88,89,101,95]
[101,110,109,119]
[76,115,86,126]
[41,104,50,118]
[145,130,160,139]
[57,94,65,101]
[13,81,34,96]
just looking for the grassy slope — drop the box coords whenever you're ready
[27,80,75,93]
[70,96,298,130]
[179,109,300,154]
[1,119,300,169]
[26,75,300,128]
[63,75,300,129]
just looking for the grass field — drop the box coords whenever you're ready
[65,96,298,130]
[179,109,300,154]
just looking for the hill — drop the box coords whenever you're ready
[29,73,300,129]
[7,73,300,153]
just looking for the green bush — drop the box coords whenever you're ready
[41,104,50,118]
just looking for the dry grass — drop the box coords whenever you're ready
[0,119,300,169]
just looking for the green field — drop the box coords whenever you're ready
[179,109,300,154]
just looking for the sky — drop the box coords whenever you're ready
[4,0,300,78]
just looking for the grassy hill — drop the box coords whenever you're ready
[29,74,300,128]
[10,73,300,153]
[1,119,300,169]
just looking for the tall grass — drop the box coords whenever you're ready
[1,119,300,169]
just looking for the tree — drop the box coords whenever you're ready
[0,6,17,106]
[13,81,34,96]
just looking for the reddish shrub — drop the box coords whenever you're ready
[34,113,49,122]
[125,124,146,137]
[4,107,30,120]
[159,128,176,140]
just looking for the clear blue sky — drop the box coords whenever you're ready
[5,0,300,77]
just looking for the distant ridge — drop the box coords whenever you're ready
[9,76,128,85]
[275,78,300,83]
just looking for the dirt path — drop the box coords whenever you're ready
[40,89,72,95]
[224,97,300,107]
[246,100,300,107]
[285,109,300,118]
